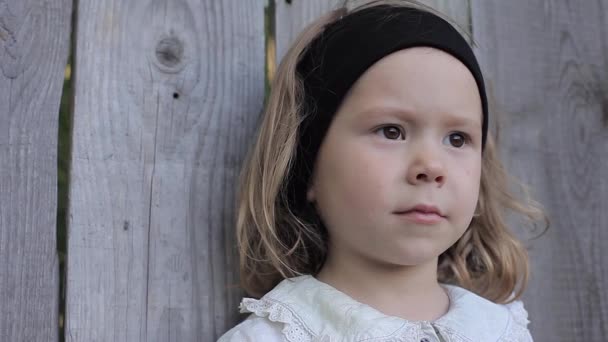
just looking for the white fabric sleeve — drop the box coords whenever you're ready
[501,300,534,342]
[217,315,285,342]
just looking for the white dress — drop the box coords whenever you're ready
[218,275,533,342]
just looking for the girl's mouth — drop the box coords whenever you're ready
[396,210,445,224]
[394,204,446,224]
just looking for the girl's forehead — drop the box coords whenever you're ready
[356,47,476,90]
[343,47,483,120]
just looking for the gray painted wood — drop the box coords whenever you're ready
[0,1,71,341]
[65,0,265,340]
[471,1,608,341]
[275,0,343,62]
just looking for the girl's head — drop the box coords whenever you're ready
[305,45,482,273]
[237,0,546,303]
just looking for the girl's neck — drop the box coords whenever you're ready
[315,251,450,321]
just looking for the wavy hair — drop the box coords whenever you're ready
[236,0,548,304]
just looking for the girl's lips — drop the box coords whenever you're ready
[396,210,445,224]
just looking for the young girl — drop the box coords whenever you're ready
[219,1,546,341]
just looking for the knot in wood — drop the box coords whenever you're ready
[155,36,183,68]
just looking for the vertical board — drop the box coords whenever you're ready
[275,0,343,62]
[471,1,608,341]
[275,0,470,63]
[65,0,265,340]
[0,1,71,341]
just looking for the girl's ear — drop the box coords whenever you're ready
[306,185,316,202]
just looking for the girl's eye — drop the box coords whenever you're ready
[376,125,405,140]
[444,132,469,148]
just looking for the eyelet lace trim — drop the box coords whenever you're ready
[505,300,530,326]
[498,300,533,342]
[240,297,315,342]
[238,297,532,342]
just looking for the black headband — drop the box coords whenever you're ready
[288,4,488,215]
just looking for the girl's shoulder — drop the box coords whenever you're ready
[217,275,321,342]
[217,315,284,342]
[498,299,534,341]
[439,284,532,341]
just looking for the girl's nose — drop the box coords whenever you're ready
[406,149,446,187]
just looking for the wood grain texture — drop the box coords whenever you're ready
[471,1,608,341]
[65,0,265,340]
[275,0,343,62]
[0,0,71,341]
[275,0,470,62]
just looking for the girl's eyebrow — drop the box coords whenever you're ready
[441,114,482,129]
[356,106,417,121]
[357,106,482,129]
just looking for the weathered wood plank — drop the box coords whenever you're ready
[0,1,71,341]
[275,0,470,63]
[275,0,343,62]
[471,1,608,341]
[65,0,265,340]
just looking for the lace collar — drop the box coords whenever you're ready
[239,275,529,341]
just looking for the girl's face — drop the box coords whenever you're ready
[307,47,482,268]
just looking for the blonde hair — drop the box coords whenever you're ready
[236,0,548,304]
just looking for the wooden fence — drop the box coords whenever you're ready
[0,0,606,341]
